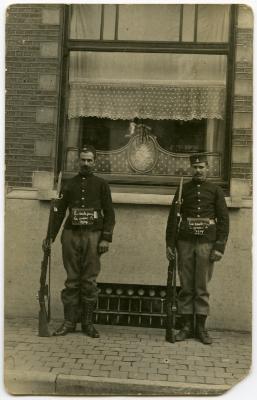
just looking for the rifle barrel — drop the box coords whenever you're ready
[56,171,62,198]
[166,176,183,344]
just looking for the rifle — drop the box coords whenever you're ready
[166,176,183,343]
[38,172,62,337]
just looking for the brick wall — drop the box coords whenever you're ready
[5,4,64,187]
[231,5,253,197]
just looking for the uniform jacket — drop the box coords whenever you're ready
[166,179,229,253]
[50,172,115,243]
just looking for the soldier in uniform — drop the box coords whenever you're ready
[166,154,229,344]
[43,145,115,338]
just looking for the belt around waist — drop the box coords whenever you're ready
[185,218,216,225]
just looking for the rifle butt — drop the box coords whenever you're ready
[165,308,176,344]
[38,309,53,337]
[165,328,176,344]
[166,260,177,344]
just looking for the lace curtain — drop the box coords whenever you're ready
[68,80,225,121]
[68,51,227,121]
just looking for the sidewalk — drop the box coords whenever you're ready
[4,317,251,396]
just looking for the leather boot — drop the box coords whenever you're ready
[54,305,77,336]
[195,314,212,345]
[175,314,194,341]
[82,301,99,338]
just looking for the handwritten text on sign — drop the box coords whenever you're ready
[71,208,97,225]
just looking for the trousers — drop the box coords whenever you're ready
[61,229,101,307]
[177,240,214,315]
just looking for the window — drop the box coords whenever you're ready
[62,4,235,186]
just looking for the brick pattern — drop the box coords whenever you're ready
[232,129,252,146]
[233,96,252,112]
[236,28,253,45]
[231,11,253,185]
[5,4,63,187]
[5,318,251,389]
[235,62,252,80]
[231,164,252,180]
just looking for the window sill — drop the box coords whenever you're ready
[5,187,251,208]
[6,188,56,200]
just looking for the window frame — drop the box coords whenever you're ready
[58,4,237,193]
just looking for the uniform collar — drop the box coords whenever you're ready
[79,171,94,178]
[191,178,207,185]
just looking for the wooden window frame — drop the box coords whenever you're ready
[57,4,237,194]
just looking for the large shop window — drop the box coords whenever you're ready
[64,4,232,185]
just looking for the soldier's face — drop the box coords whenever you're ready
[79,151,95,174]
[191,162,208,182]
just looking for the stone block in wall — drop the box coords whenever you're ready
[234,80,252,96]
[237,5,253,29]
[236,46,253,64]
[35,140,53,157]
[32,171,54,190]
[233,112,252,129]
[232,146,251,163]
[36,107,56,124]
[39,74,57,91]
[40,42,58,58]
[42,8,60,25]
[236,29,253,63]
[230,178,252,198]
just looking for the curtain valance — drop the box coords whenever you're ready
[68,80,225,121]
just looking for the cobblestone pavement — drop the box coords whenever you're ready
[4,317,251,396]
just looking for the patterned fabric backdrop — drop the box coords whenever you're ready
[66,134,221,177]
[94,135,221,177]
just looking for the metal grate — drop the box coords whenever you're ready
[93,283,181,329]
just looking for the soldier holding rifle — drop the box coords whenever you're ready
[166,154,229,345]
[42,145,115,338]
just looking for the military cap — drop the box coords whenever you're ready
[80,144,96,159]
[189,153,208,165]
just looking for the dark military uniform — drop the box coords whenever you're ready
[166,164,229,343]
[50,171,115,335]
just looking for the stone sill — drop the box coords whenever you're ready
[5,188,252,209]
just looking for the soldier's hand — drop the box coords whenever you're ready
[166,246,176,261]
[42,238,52,254]
[98,240,109,255]
[209,249,223,263]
